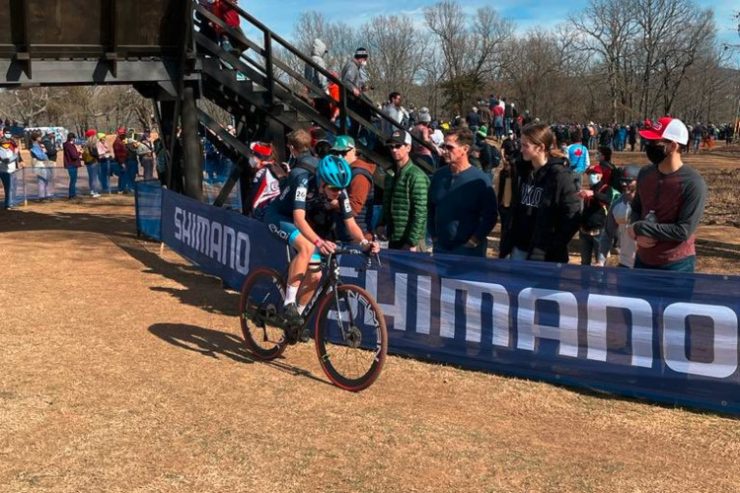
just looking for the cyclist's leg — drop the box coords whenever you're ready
[265,210,322,314]
[286,234,314,307]
[297,261,322,314]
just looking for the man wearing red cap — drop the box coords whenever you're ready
[628,116,707,272]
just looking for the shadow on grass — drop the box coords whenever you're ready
[148,323,333,387]
[117,242,240,316]
[149,323,254,364]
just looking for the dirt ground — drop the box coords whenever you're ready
[1,149,739,492]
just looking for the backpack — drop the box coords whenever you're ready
[333,166,375,242]
[81,145,97,164]
[479,142,501,173]
[351,166,375,234]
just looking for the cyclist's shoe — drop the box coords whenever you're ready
[282,303,304,345]
[299,327,311,343]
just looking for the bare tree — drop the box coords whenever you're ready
[633,0,715,117]
[424,1,512,113]
[361,15,429,105]
[0,88,50,125]
[499,30,569,121]
[655,8,715,114]
[570,0,639,122]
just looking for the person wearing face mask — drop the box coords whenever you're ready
[628,117,707,273]
[597,165,640,268]
[576,164,619,265]
[341,48,372,140]
[243,141,286,220]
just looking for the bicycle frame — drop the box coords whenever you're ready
[291,247,376,341]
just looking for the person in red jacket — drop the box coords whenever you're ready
[212,0,245,57]
[112,128,129,193]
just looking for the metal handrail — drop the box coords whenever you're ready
[193,0,438,166]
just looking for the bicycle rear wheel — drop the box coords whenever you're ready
[314,284,388,391]
[239,267,288,360]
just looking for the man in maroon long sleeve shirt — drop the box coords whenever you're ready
[628,117,707,273]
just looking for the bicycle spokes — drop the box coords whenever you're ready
[316,285,387,390]
[240,268,288,360]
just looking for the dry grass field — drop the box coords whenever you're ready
[1,148,739,492]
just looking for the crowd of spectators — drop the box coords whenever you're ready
[239,39,716,274]
[0,126,164,206]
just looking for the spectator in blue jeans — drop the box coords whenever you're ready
[113,128,131,193]
[83,130,101,198]
[63,133,82,199]
[30,131,53,201]
[0,139,20,208]
[97,132,113,193]
[125,138,140,192]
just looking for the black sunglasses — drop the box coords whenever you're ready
[330,150,349,156]
[387,143,406,150]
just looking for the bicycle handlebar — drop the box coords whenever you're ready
[325,246,382,269]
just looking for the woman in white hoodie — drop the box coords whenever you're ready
[0,137,20,208]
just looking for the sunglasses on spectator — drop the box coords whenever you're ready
[442,144,459,151]
[387,144,406,150]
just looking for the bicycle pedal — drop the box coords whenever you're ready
[283,324,301,345]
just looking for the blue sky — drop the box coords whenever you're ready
[246,0,739,64]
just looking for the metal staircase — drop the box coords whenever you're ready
[0,0,436,209]
[188,0,436,210]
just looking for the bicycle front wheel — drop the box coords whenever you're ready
[239,267,288,360]
[314,284,388,391]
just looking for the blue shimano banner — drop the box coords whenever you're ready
[160,190,740,415]
[135,180,164,240]
[161,190,286,290]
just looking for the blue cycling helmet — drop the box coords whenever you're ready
[317,155,352,189]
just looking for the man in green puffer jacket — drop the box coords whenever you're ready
[376,130,430,251]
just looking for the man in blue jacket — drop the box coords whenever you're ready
[428,128,498,257]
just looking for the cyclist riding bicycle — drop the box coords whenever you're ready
[264,151,381,335]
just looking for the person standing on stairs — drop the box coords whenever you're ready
[305,38,332,122]
[341,48,373,143]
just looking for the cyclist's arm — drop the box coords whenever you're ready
[343,216,366,243]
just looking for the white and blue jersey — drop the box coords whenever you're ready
[265,168,354,251]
